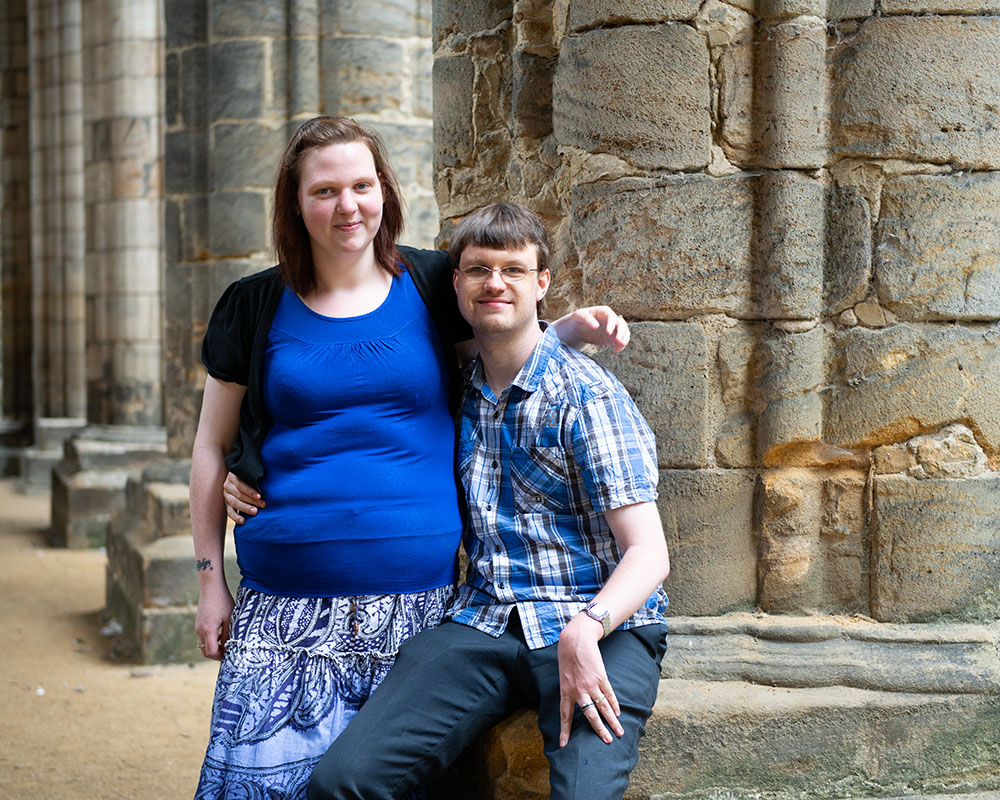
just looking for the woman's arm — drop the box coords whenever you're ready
[551,306,630,352]
[190,375,247,660]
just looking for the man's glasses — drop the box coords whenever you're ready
[458,265,539,283]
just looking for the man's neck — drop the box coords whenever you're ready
[476,322,544,399]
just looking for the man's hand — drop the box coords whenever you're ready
[223,472,265,524]
[557,612,624,747]
[195,580,234,661]
[553,306,630,352]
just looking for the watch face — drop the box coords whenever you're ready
[587,602,608,619]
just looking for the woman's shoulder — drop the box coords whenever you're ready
[397,245,450,275]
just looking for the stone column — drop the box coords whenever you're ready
[21,0,88,489]
[434,0,1000,796]
[0,0,35,472]
[49,0,169,548]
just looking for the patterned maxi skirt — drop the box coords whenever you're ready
[194,583,455,800]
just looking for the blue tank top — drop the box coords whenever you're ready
[235,271,462,596]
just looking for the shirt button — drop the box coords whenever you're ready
[494,545,501,553]
[492,460,498,469]
[498,582,505,589]
[493,411,500,419]
[535,495,543,502]
[486,505,492,511]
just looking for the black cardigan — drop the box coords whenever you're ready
[201,246,472,491]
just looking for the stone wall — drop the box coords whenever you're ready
[433,0,1000,626]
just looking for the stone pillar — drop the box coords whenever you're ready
[21,0,87,490]
[0,0,34,472]
[434,0,1000,796]
[48,0,169,548]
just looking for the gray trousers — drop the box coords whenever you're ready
[307,616,666,800]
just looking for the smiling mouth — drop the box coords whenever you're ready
[336,221,362,230]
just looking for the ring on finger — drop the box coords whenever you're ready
[593,694,606,704]
[580,700,596,711]
[197,643,206,648]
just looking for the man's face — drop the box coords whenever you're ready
[453,244,550,338]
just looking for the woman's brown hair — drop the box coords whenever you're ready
[273,116,405,295]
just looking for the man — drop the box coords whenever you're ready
[308,202,670,800]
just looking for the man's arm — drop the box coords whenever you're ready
[190,375,246,660]
[551,306,630,352]
[556,501,670,746]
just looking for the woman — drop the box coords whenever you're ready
[190,116,629,799]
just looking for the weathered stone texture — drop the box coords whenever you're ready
[831,17,1000,169]
[632,680,1000,799]
[758,469,868,614]
[211,0,285,37]
[322,37,407,113]
[882,0,1000,13]
[755,327,824,460]
[656,469,757,615]
[664,615,1000,693]
[825,182,872,314]
[715,323,757,468]
[872,475,1000,624]
[554,24,711,170]
[876,173,1000,322]
[512,51,553,140]
[593,323,709,468]
[568,0,701,28]
[326,0,431,38]
[432,0,511,44]
[874,424,988,480]
[432,55,475,169]
[719,19,827,168]
[825,323,1000,455]
[211,123,285,190]
[573,175,754,319]
[208,41,266,121]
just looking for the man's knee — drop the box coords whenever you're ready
[307,755,377,800]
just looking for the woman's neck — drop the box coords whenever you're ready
[303,247,393,317]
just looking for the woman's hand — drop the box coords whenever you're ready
[223,472,266,524]
[552,306,630,352]
[195,580,235,661]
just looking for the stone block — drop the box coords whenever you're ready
[719,19,827,168]
[663,615,1000,693]
[631,679,1000,798]
[755,327,824,460]
[212,123,286,191]
[326,0,430,38]
[876,173,1000,322]
[752,171,824,318]
[211,0,285,37]
[512,51,554,140]
[882,0,1000,12]
[758,469,868,614]
[831,17,1000,169]
[412,45,433,119]
[432,0,511,44]
[432,55,475,169]
[208,41,266,121]
[165,0,208,49]
[593,323,710,468]
[872,474,1000,624]
[825,323,1000,455]
[50,464,133,548]
[825,182,872,314]
[322,37,406,114]
[572,174,753,318]
[369,121,434,189]
[554,24,710,170]
[569,0,701,28]
[715,323,758,469]
[828,0,875,16]
[208,191,269,257]
[656,469,757,615]
[146,482,192,539]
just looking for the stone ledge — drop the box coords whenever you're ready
[662,613,1000,694]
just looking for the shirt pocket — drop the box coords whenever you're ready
[510,442,569,514]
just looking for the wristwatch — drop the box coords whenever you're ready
[583,600,612,639]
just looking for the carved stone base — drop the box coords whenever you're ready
[104,459,238,664]
[49,425,168,548]
[18,417,87,492]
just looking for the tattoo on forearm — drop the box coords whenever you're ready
[196,558,213,572]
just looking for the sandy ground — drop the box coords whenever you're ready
[0,478,218,800]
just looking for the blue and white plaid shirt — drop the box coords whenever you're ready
[446,323,668,650]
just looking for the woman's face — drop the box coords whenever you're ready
[296,141,385,264]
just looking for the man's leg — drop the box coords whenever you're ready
[527,624,667,800]
[307,621,523,800]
